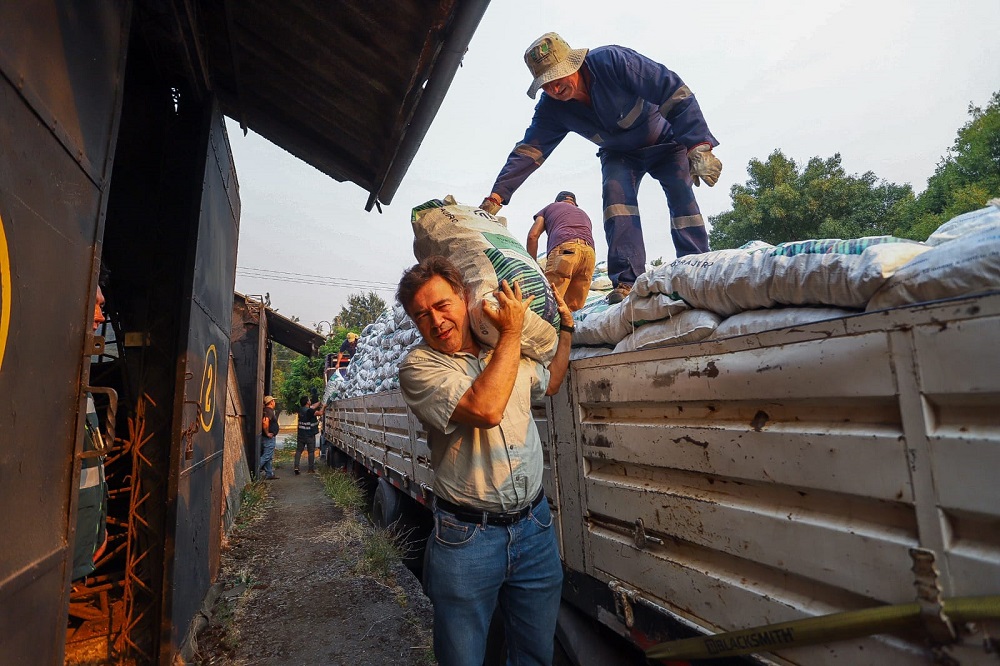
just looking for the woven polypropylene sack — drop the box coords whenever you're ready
[867,224,1000,310]
[411,197,560,363]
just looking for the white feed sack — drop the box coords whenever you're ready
[767,238,930,310]
[572,292,689,346]
[867,211,1000,311]
[569,346,615,361]
[925,200,1000,246]
[613,310,721,353]
[709,307,858,340]
[411,196,560,363]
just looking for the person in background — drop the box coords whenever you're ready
[260,395,279,480]
[73,283,110,581]
[526,190,596,312]
[336,332,359,378]
[482,32,721,304]
[294,393,323,475]
[396,256,574,666]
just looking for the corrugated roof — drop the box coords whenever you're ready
[193,0,489,210]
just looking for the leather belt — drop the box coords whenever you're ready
[435,490,545,526]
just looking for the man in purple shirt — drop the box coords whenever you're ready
[526,191,596,311]
[482,32,722,304]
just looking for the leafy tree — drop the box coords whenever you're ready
[275,331,349,413]
[709,151,913,249]
[337,291,387,331]
[894,91,1000,240]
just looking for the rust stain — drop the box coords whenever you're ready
[687,360,719,379]
[587,434,614,448]
[750,410,769,431]
[652,368,683,388]
[671,435,708,448]
[584,378,613,402]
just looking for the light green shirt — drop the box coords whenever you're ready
[398,344,549,513]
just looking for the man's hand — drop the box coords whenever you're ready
[480,193,503,216]
[551,286,573,330]
[687,143,722,187]
[482,279,534,335]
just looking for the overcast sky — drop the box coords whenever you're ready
[230,0,1000,330]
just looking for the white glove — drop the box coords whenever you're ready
[687,144,722,187]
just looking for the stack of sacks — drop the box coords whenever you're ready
[635,236,929,316]
[867,201,1000,310]
[570,288,722,356]
[411,196,561,363]
[590,261,612,292]
[336,304,425,399]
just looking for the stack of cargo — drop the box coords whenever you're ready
[570,200,1000,355]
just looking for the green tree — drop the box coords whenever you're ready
[894,91,1000,240]
[337,291,387,331]
[275,332,348,413]
[709,151,913,249]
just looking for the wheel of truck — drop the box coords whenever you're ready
[373,478,403,529]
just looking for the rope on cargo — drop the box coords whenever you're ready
[645,595,1000,661]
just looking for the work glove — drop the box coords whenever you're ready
[480,193,503,216]
[687,144,722,187]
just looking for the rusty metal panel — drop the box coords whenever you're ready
[0,1,128,663]
[163,103,239,662]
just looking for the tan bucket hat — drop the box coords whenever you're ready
[524,32,589,99]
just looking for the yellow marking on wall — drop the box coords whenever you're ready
[0,213,10,373]
[199,344,218,431]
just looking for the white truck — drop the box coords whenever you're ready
[321,291,1000,665]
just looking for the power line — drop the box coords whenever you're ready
[236,265,398,292]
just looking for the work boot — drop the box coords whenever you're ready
[607,282,632,305]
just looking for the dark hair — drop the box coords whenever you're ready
[555,190,576,204]
[396,256,466,314]
[299,396,308,407]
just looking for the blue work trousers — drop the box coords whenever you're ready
[600,142,710,287]
[423,497,563,666]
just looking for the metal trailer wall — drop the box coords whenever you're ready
[0,2,129,663]
[556,294,1000,664]
[230,295,269,475]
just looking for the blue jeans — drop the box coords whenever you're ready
[600,142,710,287]
[260,435,276,477]
[424,496,563,666]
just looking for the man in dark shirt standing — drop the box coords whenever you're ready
[260,395,280,480]
[294,394,322,475]
[526,190,596,312]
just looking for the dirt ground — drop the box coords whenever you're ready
[194,447,436,666]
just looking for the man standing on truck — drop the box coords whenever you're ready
[526,190,596,312]
[335,332,359,378]
[482,32,721,304]
[396,256,574,666]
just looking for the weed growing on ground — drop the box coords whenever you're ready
[355,525,403,580]
[236,481,269,528]
[319,468,366,512]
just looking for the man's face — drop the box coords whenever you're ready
[541,70,585,102]
[93,286,106,333]
[266,399,275,409]
[409,276,475,355]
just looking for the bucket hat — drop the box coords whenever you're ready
[524,32,589,99]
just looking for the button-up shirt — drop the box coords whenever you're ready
[398,344,549,513]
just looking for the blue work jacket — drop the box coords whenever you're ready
[491,45,718,203]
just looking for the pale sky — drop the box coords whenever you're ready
[230,0,1000,329]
